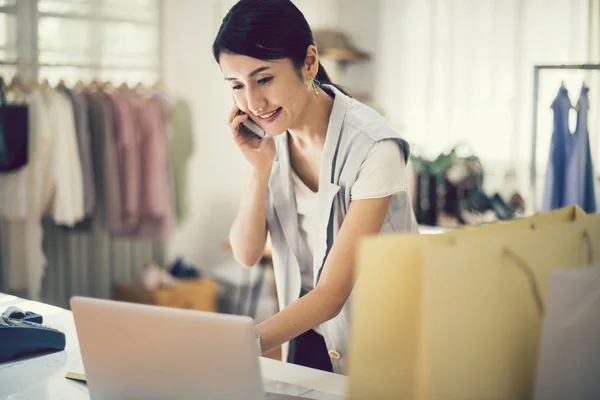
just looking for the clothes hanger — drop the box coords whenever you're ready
[73,79,85,93]
[89,79,100,93]
[40,78,50,90]
[4,76,31,103]
[134,82,152,99]
[8,76,31,97]
[551,81,575,109]
[100,80,114,93]
[134,82,145,92]
[8,75,25,91]
[152,80,164,92]
[118,81,129,92]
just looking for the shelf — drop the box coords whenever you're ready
[321,48,370,63]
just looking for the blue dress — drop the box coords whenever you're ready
[563,86,597,213]
[542,87,572,212]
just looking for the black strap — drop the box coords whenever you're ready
[0,82,8,166]
[0,83,29,171]
[0,81,6,106]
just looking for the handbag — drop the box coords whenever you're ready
[0,83,29,172]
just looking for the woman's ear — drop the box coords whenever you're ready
[304,45,319,79]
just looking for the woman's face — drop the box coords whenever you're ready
[219,53,312,136]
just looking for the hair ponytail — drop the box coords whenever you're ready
[315,61,350,97]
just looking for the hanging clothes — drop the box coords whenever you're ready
[3,90,54,299]
[0,89,28,172]
[136,94,173,242]
[105,90,140,232]
[0,80,189,302]
[168,99,195,225]
[563,86,597,213]
[542,86,571,212]
[87,91,125,234]
[59,86,96,218]
[42,87,85,226]
[0,88,29,219]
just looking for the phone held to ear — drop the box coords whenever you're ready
[237,110,266,139]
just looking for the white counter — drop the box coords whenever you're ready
[0,293,347,399]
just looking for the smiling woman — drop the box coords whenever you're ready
[212,0,419,375]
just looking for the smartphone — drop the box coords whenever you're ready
[237,110,266,139]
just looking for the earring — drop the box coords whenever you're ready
[308,78,319,95]
[313,78,320,94]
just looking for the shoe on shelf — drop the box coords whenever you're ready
[490,193,515,220]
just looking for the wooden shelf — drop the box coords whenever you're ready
[321,48,370,63]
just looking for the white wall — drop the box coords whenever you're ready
[373,0,593,208]
[162,0,246,270]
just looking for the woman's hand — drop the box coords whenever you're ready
[229,105,276,177]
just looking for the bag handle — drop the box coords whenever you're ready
[582,230,593,266]
[502,230,595,316]
[502,248,545,316]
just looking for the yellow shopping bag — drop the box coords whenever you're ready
[440,205,585,241]
[348,212,599,400]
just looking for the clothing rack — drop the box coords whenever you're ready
[0,79,171,307]
[530,63,600,212]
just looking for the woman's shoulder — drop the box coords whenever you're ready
[336,92,401,143]
[327,87,410,163]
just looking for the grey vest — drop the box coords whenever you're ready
[266,85,419,374]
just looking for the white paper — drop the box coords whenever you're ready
[533,265,600,400]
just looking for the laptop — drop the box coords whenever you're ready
[70,296,306,399]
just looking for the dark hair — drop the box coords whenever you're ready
[212,0,347,95]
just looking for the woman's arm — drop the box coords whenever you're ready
[229,170,270,268]
[256,195,392,353]
[227,104,276,268]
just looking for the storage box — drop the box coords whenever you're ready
[112,279,219,313]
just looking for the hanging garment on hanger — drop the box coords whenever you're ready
[55,88,85,224]
[563,86,597,213]
[136,94,173,242]
[0,84,30,220]
[0,85,28,173]
[168,99,195,225]
[104,90,140,232]
[87,91,125,234]
[40,88,85,226]
[4,90,53,300]
[59,86,96,219]
[542,86,572,212]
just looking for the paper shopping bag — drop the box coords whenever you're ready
[443,205,585,239]
[422,205,585,248]
[348,213,600,400]
[533,265,600,400]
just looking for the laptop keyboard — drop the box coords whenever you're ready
[265,393,305,399]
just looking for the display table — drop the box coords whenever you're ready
[0,293,347,399]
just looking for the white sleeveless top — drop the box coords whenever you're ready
[292,140,407,293]
[265,84,419,374]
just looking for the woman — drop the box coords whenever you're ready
[213,0,418,375]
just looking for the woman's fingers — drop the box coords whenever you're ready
[228,104,241,124]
